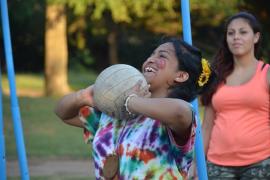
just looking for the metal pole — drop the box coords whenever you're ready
[181,0,208,179]
[0,0,29,179]
[0,62,6,180]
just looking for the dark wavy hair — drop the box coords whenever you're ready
[201,12,262,106]
[159,37,215,102]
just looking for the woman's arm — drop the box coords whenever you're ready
[54,85,94,127]
[127,96,192,142]
[202,104,215,154]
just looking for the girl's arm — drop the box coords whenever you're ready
[54,85,94,127]
[127,96,193,143]
[202,104,215,154]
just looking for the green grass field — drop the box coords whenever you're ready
[4,95,91,159]
[2,71,98,179]
[3,71,97,160]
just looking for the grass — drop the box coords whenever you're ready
[3,71,97,160]
[2,71,98,179]
[4,96,90,159]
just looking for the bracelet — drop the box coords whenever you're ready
[124,94,137,115]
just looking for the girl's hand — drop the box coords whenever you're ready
[121,80,151,120]
[128,80,151,98]
[77,85,95,107]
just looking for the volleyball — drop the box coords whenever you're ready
[93,64,147,120]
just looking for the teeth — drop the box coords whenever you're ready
[145,67,154,72]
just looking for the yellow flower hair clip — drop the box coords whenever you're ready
[198,58,211,87]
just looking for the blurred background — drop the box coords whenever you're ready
[1,0,269,179]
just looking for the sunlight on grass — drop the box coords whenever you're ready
[2,73,44,90]
[2,73,44,97]
[1,70,98,97]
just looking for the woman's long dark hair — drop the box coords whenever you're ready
[201,12,262,106]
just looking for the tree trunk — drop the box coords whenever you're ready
[107,28,118,65]
[45,3,70,96]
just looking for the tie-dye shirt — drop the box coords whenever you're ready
[79,106,196,180]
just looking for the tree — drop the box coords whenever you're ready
[45,2,70,96]
[240,0,270,62]
[44,0,241,96]
[67,0,178,66]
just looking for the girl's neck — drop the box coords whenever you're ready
[150,88,167,98]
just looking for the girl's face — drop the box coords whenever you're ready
[142,42,183,97]
[226,18,260,58]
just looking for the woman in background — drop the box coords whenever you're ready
[202,12,270,179]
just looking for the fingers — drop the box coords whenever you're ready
[145,92,151,98]
[86,85,94,94]
[89,86,94,97]
[134,80,143,91]
[135,80,150,97]
[127,80,151,99]
[141,84,151,98]
[81,84,95,106]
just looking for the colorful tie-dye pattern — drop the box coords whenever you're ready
[79,106,196,180]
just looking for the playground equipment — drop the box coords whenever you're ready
[181,1,208,179]
[0,0,30,179]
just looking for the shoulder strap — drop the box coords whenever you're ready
[261,63,266,70]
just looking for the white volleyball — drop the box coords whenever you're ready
[93,64,147,119]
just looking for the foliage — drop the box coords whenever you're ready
[65,0,175,22]
[190,0,241,26]
[6,0,45,72]
[3,0,269,73]
[239,0,270,62]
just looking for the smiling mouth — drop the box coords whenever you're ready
[144,67,157,73]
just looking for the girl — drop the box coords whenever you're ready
[55,37,214,179]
